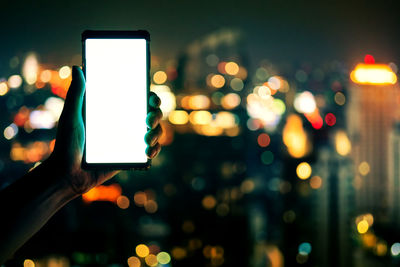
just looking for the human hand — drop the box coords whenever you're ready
[48,66,162,195]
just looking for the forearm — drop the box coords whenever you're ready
[0,159,78,264]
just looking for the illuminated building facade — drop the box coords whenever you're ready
[348,63,399,215]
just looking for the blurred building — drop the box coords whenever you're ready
[347,62,399,216]
[388,121,400,226]
[312,145,354,267]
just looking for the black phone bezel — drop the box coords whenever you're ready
[81,30,151,170]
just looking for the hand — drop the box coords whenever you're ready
[48,66,162,195]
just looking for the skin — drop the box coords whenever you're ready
[0,66,163,263]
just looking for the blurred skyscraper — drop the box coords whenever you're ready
[347,63,399,215]
[388,121,400,225]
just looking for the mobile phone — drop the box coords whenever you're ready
[81,30,150,170]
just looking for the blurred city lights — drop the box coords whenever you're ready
[296,162,312,180]
[58,66,71,79]
[4,123,18,140]
[358,161,370,176]
[144,254,158,266]
[29,110,56,129]
[225,61,239,75]
[221,93,241,109]
[304,109,323,129]
[202,195,217,209]
[391,243,400,256]
[23,259,35,267]
[268,76,281,90]
[127,256,141,267]
[298,242,312,255]
[375,242,388,256]
[171,247,187,260]
[335,130,351,156]
[257,133,271,147]
[168,110,189,125]
[282,114,312,158]
[8,74,23,89]
[22,53,39,85]
[189,111,212,125]
[324,113,336,126]
[210,74,225,88]
[40,70,52,83]
[44,97,64,121]
[188,94,210,109]
[215,111,236,128]
[134,191,147,206]
[116,195,130,209]
[357,220,369,234]
[309,176,322,189]
[364,54,375,64]
[157,252,171,264]
[136,244,150,258]
[144,199,158,213]
[334,92,346,105]
[153,70,167,84]
[350,63,397,85]
[294,91,316,114]
[230,77,244,91]
[261,151,274,165]
[0,82,8,96]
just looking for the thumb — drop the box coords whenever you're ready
[63,66,85,118]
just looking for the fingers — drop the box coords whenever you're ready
[146,109,162,129]
[146,143,161,159]
[144,124,162,146]
[149,91,161,108]
[62,66,86,119]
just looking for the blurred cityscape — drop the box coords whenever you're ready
[1,28,400,267]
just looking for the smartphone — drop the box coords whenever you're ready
[81,30,150,169]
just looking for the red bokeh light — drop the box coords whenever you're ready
[364,54,375,64]
[325,113,336,126]
[257,133,271,147]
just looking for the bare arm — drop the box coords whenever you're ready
[0,66,162,263]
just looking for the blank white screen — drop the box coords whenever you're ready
[85,38,148,163]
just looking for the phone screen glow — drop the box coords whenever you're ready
[85,38,148,164]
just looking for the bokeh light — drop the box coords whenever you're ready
[127,256,141,267]
[391,243,400,256]
[8,74,23,88]
[309,176,322,189]
[58,66,71,79]
[136,244,150,258]
[153,70,167,84]
[296,162,312,180]
[225,62,239,75]
[357,220,369,234]
[144,254,158,267]
[157,252,171,264]
[358,161,370,176]
[202,195,217,209]
[210,74,225,88]
[257,133,271,147]
[23,259,35,267]
[0,82,9,96]
[168,110,189,125]
[116,195,130,209]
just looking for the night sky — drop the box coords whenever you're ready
[1,0,400,70]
